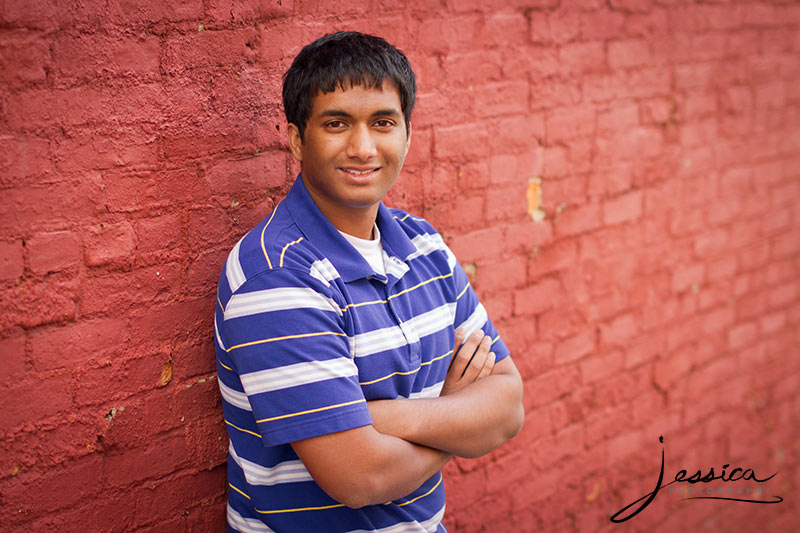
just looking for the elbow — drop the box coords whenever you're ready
[326,472,385,509]
[506,401,524,440]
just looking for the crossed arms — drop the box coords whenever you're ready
[291,329,525,508]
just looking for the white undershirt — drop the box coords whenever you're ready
[338,224,386,277]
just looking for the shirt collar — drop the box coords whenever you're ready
[284,174,416,283]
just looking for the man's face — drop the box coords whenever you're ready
[287,80,411,233]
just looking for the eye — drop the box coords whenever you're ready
[324,120,346,129]
[374,119,395,128]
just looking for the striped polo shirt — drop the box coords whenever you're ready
[215,175,510,533]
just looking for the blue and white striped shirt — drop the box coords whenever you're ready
[215,176,510,532]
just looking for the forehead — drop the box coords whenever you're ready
[309,79,402,116]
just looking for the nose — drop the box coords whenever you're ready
[346,123,377,160]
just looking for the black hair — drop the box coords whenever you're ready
[282,31,416,141]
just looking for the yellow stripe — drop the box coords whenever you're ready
[456,283,470,300]
[359,368,420,386]
[422,350,453,366]
[219,360,232,371]
[397,473,443,507]
[226,331,347,352]
[225,419,261,438]
[256,502,346,514]
[217,295,225,312]
[260,207,278,269]
[229,482,251,500]
[491,335,500,346]
[389,273,452,301]
[342,273,453,311]
[280,237,304,267]
[360,350,452,386]
[256,399,365,424]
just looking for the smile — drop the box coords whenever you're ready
[340,168,380,176]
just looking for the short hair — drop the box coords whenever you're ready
[282,31,416,141]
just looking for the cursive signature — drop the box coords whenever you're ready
[610,436,783,523]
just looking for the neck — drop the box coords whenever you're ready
[306,191,378,240]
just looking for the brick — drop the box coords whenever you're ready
[473,81,529,118]
[27,231,81,275]
[84,221,136,270]
[483,11,529,47]
[79,262,181,316]
[535,7,581,44]
[0,372,73,429]
[608,39,651,68]
[531,424,585,472]
[135,467,226,527]
[0,240,24,282]
[528,239,577,279]
[603,190,643,225]
[0,333,26,381]
[107,0,203,24]
[447,227,504,263]
[581,349,623,383]
[55,128,160,173]
[513,277,562,316]
[135,214,182,259]
[7,85,165,131]
[1,279,77,330]
[554,202,602,237]
[0,30,50,86]
[558,41,605,75]
[1,455,104,522]
[0,135,53,188]
[433,123,489,160]
[476,255,527,292]
[600,313,638,346]
[104,434,189,487]
[597,101,638,133]
[671,263,704,293]
[525,364,581,410]
[584,68,670,102]
[530,81,582,110]
[502,219,553,253]
[555,328,596,363]
[74,352,168,406]
[29,317,129,371]
[580,10,625,41]
[205,0,293,22]
[52,34,160,81]
[442,50,503,87]
[545,106,595,142]
[0,179,102,236]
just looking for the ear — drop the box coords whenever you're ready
[287,123,303,162]
[404,122,412,155]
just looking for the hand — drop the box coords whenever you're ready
[440,329,495,396]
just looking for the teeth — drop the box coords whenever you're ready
[344,169,374,175]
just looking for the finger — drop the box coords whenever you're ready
[461,334,492,381]
[449,329,484,379]
[477,352,496,380]
[449,328,467,370]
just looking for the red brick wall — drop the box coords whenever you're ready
[2,0,799,531]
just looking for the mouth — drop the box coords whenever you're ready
[340,167,380,178]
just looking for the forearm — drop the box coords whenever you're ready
[369,363,524,458]
[292,425,450,508]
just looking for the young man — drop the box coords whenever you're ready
[215,32,524,532]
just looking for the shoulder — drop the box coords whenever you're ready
[386,207,454,264]
[219,203,338,302]
[386,207,439,238]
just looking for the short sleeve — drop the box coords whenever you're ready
[219,268,371,446]
[442,243,511,363]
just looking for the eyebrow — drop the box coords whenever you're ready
[318,108,400,118]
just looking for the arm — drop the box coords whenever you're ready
[368,331,525,458]
[291,425,449,509]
